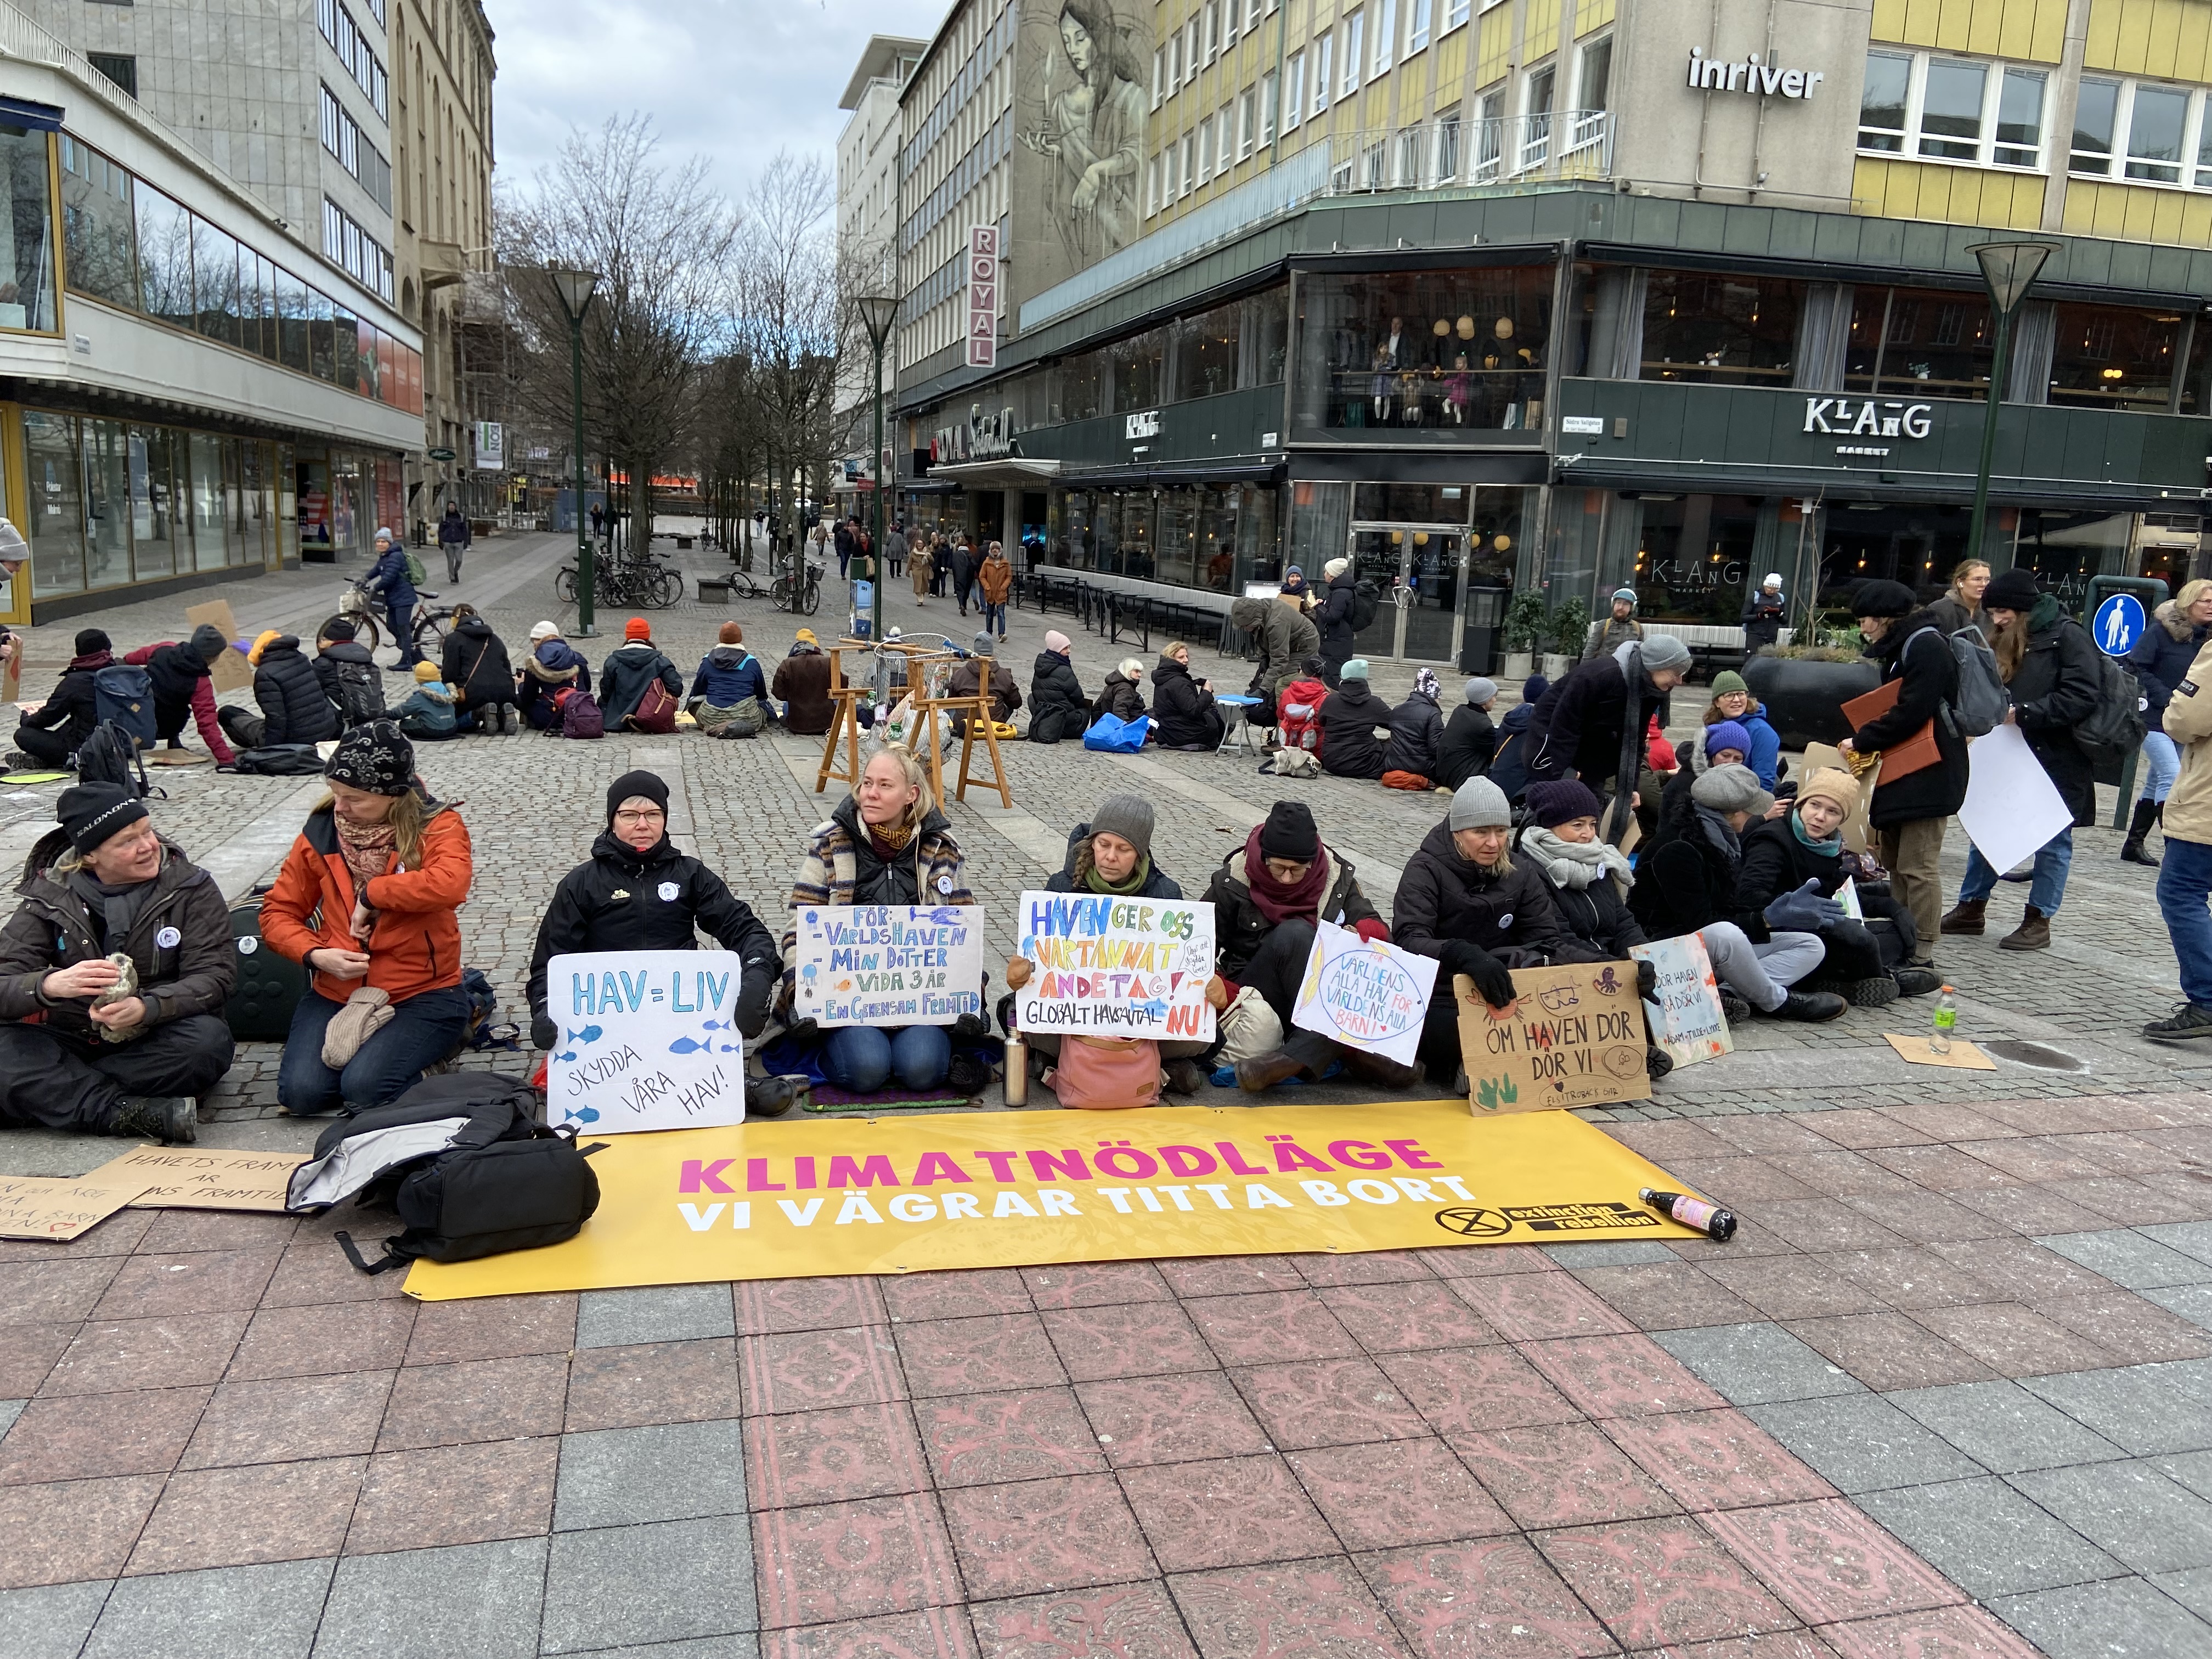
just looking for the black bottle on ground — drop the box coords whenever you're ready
[1639,1186,1737,1242]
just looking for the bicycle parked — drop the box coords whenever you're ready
[771,559,822,616]
[553,555,684,610]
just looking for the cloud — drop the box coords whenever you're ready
[483,0,942,206]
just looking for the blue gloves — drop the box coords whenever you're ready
[1764,878,1846,932]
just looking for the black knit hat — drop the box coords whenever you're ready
[1259,800,1320,861]
[325,720,414,796]
[58,781,149,855]
[74,628,110,657]
[1983,567,2041,613]
[321,616,358,641]
[188,623,229,665]
[606,769,671,827]
[1850,579,1916,620]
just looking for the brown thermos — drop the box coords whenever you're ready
[1002,1031,1028,1107]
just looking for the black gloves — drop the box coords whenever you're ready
[735,968,774,1040]
[1443,941,1518,1011]
[532,1014,557,1052]
[1635,958,1657,1001]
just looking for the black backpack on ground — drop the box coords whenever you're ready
[92,663,157,749]
[328,657,385,727]
[231,743,326,775]
[75,719,162,800]
[1350,579,1381,632]
[225,886,309,1041]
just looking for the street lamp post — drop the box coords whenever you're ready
[1966,240,2061,566]
[856,291,902,646]
[549,268,601,636]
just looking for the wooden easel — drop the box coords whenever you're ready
[813,639,957,797]
[914,690,1013,806]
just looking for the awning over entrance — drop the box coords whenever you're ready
[924,457,1062,490]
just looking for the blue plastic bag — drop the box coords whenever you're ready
[1082,713,1150,753]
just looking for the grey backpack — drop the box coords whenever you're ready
[1909,624,2007,738]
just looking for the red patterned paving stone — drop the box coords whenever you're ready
[0,1385,212,1484]
[1780,1314,1997,1392]
[747,1401,933,1509]
[226,1298,416,1381]
[1816,1602,2046,1659]
[0,1209,152,1265]
[2030,1289,2212,1363]
[1658,1158,1819,1203]
[260,1229,418,1307]
[1285,1437,1515,1550]
[1702,1117,1842,1156]
[1450,1422,1678,1530]
[760,1605,981,1659]
[139,1210,298,1253]
[741,1325,910,1415]
[181,1370,395,1469]
[895,1312,1069,1397]
[1377,1346,1582,1438]
[940,1473,1157,1598]
[88,1249,279,1319]
[1159,1255,1311,1296]
[343,1437,557,1553]
[1020,1261,1175,1309]
[1858,1147,2022,1192]
[1835,1192,2010,1245]
[2069,1131,2185,1177]
[1039,1300,1216,1381]
[0,1257,126,1325]
[1232,1357,1433,1451]
[1747,1200,1909,1255]
[123,1454,365,1574]
[375,1352,569,1451]
[2132,1171,2212,1216]
[1566,1265,1762,1333]
[1700,1499,1964,1627]
[1172,1558,1413,1659]
[1799,1110,1944,1151]
[1414,1244,1557,1279]
[0,1474,165,1589]
[973,1581,1199,1659]
[1537,1518,1797,1649]
[1447,1273,1633,1343]
[1947,1184,2113,1237]
[1119,1455,1341,1571]
[737,1276,891,1335]
[754,1491,963,1629]
[1905,1303,2114,1377]
[38,1311,249,1396]
[1700,1258,1890,1323]
[1668,1216,1811,1262]
[1187,1289,1364,1365]
[883,1267,1033,1321]
[1882,1101,2027,1141]
[2046,1176,2211,1226]
[1075,1372,1271,1468]
[1315,1280,1502,1352]
[401,1291,577,1364]
[562,1337,746,1431]
[1608,1120,1743,1163]
[1817,1249,2001,1312]
[1649,1636,1841,1659]
[1952,1137,2112,1184]
[1761,1153,1917,1200]
[1517,1333,1728,1421]
[1355,1537,1618,1659]
[0,1323,77,1400]
[1603,1408,1837,1513]
[1296,1250,1437,1288]
[913,1386,1109,1486]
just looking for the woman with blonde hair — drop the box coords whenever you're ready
[2123,575,2212,864]
[1093,656,1149,724]
[1927,558,1993,640]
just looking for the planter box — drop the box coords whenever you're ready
[696,579,732,604]
[1503,651,1534,681]
[1745,654,1881,750]
[1541,653,1571,681]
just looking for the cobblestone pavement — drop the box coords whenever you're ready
[3,532,2211,1654]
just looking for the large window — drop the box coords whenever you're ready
[1109,330,1163,415]
[82,418,133,591]
[2046,302,2182,410]
[0,126,58,332]
[134,183,194,328]
[60,135,137,310]
[1292,267,1553,433]
[1858,50,2045,170]
[1845,286,1995,398]
[1640,271,1805,386]
[25,411,84,594]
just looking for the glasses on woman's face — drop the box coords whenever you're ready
[613,809,665,828]
[1263,858,1312,883]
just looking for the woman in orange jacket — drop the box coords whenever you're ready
[261,720,476,1115]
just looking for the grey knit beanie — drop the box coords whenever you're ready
[1463,677,1497,707]
[1691,762,1773,817]
[1448,776,1512,831]
[1638,634,1692,674]
[1087,794,1154,860]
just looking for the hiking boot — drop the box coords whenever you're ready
[748,1075,809,1119]
[1718,991,1753,1024]
[114,1095,196,1144]
[1837,975,1901,1008]
[1940,899,1987,935]
[1892,966,1943,997]
[1236,1047,1314,1092]
[1162,1057,1209,1095]
[1768,990,1848,1022]
[2145,1003,2212,1042]
[1646,1045,1674,1082]
[2122,797,2162,866]
[1999,906,2051,951]
[1340,1049,1423,1091]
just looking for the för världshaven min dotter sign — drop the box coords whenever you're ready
[1014,890,1217,1040]
[548,950,746,1133]
[792,906,985,1027]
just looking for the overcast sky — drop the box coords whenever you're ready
[482,0,943,206]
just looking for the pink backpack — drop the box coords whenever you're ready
[560,689,604,740]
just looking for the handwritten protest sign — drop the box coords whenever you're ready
[1014,890,1216,1041]
[1455,961,1650,1114]
[1291,922,1438,1066]
[0,1175,153,1240]
[547,950,747,1133]
[81,1144,308,1211]
[1629,934,1732,1069]
[792,906,985,1028]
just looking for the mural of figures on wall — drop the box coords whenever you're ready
[1018,0,1146,276]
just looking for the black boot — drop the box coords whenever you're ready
[2123,797,2162,866]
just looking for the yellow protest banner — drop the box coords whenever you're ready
[402,1100,1702,1300]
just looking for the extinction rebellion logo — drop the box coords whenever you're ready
[1435,1201,1661,1237]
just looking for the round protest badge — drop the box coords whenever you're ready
[937,874,953,895]
[237,936,258,955]
[658,882,680,902]
[1497,912,1514,930]
[156,926,181,949]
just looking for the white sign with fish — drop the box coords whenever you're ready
[546,950,747,1133]
[791,905,986,1028]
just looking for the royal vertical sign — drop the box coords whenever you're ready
[966,225,998,369]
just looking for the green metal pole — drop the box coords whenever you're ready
[872,336,887,644]
[1967,304,2014,568]
[571,313,595,637]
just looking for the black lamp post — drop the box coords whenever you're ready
[549,267,601,635]
[1966,240,2060,566]
[855,291,901,646]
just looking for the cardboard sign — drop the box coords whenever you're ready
[1291,921,1439,1066]
[185,598,255,693]
[792,906,985,1029]
[1455,961,1651,1114]
[1629,934,1732,1069]
[546,950,747,1133]
[1013,891,1216,1041]
[1884,1033,1996,1070]
[82,1144,308,1211]
[0,1175,154,1239]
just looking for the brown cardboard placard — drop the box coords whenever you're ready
[1456,962,1652,1115]
[1883,1033,1997,1070]
[0,1175,155,1240]
[185,598,255,694]
[81,1144,308,1212]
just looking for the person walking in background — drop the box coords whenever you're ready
[1927,558,1993,641]
[2147,631,2212,1040]
[437,503,472,584]
[885,519,908,579]
[979,541,1013,637]
[2123,578,2212,866]
[828,515,850,580]
[589,501,605,545]
[909,535,934,605]
[950,535,978,618]
[931,533,952,597]
[1741,573,1786,652]
[1583,589,1645,659]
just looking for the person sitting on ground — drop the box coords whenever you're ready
[1204,801,1414,1092]
[8,628,115,768]
[774,629,834,736]
[599,618,684,732]
[946,631,1023,736]
[1384,667,1447,787]
[526,770,787,1106]
[1483,673,1547,802]
[778,747,983,1094]
[314,618,385,730]
[386,661,459,741]
[1150,641,1223,750]
[1628,761,1846,1022]
[1028,630,1089,745]
[0,782,235,1143]
[440,605,518,735]
[1583,588,1646,659]
[220,629,342,753]
[691,622,771,738]
[1093,657,1150,726]
[261,722,475,1115]
[518,622,592,730]
[1317,658,1391,780]
[125,625,237,764]
[1275,657,1330,758]
[1696,672,1781,789]
[1436,677,1499,791]
[1523,635,1691,839]
[1702,720,1753,771]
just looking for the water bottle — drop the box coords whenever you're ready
[1931,985,1956,1054]
[1639,1186,1737,1242]
[1002,1032,1029,1108]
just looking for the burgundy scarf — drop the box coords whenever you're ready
[1242,825,1330,925]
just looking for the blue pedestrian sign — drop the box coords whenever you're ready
[2094,593,2145,658]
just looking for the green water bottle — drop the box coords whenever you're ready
[1931,985,1956,1054]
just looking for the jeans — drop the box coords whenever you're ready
[2141,730,2181,804]
[278,985,473,1115]
[388,599,418,663]
[2159,836,2212,1008]
[983,601,1006,637]
[822,1024,951,1093]
[1697,922,1826,1011]
[1960,825,2074,917]
[443,543,465,583]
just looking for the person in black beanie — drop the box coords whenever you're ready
[122,622,238,764]
[8,628,116,768]
[313,615,385,727]
[525,770,795,1115]
[0,783,235,1142]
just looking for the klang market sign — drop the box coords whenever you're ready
[1802,396,1934,459]
[931,404,1019,466]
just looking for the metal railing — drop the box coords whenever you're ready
[0,0,149,123]
[1322,110,1614,196]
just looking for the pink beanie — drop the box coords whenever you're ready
[1045,630,1071,654]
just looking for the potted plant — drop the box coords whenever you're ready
[1502,591,1547,680]
[1544,596,1589,680]
[1743,611,1880,748]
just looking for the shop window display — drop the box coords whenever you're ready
[0,126,58,333]
[1292,268,1552,432]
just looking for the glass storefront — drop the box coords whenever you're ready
[1046,483,1279,595]
[0,125,58,334]
[1634,496,1761,623]
[1341,484,1540,667]
[1293,268,1554,433]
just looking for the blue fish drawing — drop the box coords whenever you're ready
[668,1036,709,1054]
[1135,997,1169,1020]
[720,1043,741,1052]
[561,1105,600,1124]
[699,1018,731,1031]
[565,1025,605,1045]
[555,1051,576,1064]
[926,906,964,925]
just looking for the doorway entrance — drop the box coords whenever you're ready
[1346,524,1468,663]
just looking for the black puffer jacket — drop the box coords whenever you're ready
[442,616,517,710]
[314,640,382,726]
[1437,704,1497,790]
[1093,670,1147,724]
[1385,689,1444,779]
[525,830,778,1050]
[1736,813,1846,919]
[1854,608,1969,831]
[1150,656,1218,747]
[15,650,111,752]
[2004,596,2104,825]
[1202,843,1381,983]
[1391,820,1579,969]
[1028,651,1088,744]
[1318,680,1391,778]
[251,635,341,745]
[1517,828,1647,959]
[1048,823,1184,899]
[2129,598,2211,737]
[1316,572,1358,663]
[1630,780,1763,943]
[143,639,212,713]
[1525,652,1661,810]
